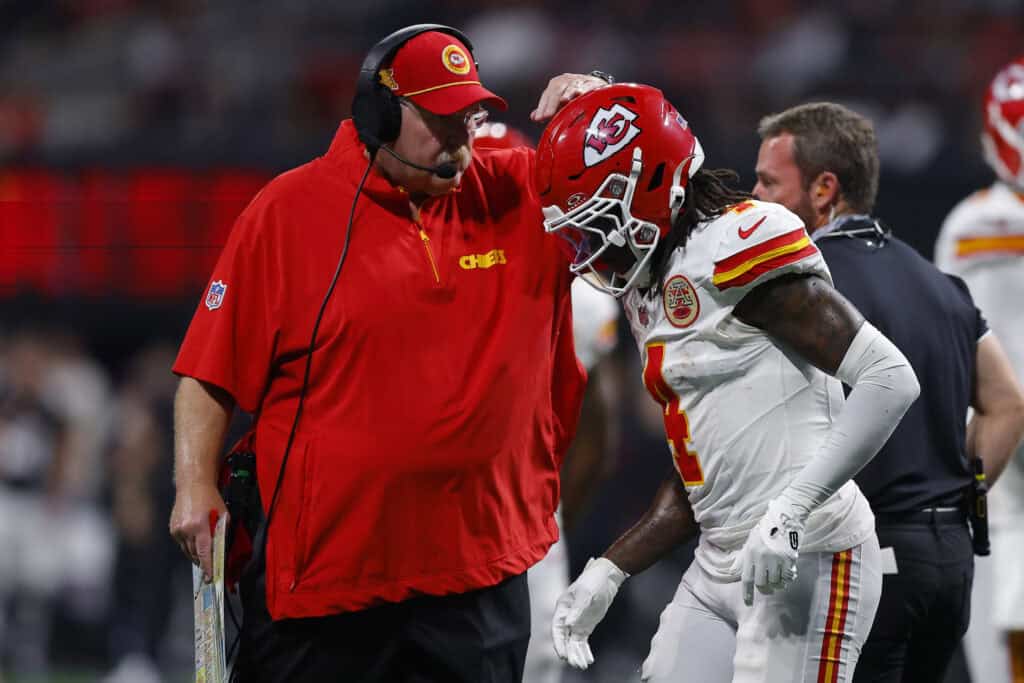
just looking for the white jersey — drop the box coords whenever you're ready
[571,277,620,371]
[623,200,874,581]
[936,181,1024,526]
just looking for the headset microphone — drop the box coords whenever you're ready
[378,144,458,179]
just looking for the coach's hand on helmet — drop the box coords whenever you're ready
[731,496,805,606]
[170,481,228,583]
[552,556,629,670]
[531,73,612,122]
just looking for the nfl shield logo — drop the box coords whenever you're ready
[205,280,227,310]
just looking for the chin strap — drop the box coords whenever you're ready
[669,138,705,224]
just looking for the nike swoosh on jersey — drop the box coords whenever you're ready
[738,216,767,239]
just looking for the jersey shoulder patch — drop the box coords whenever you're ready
[709,200,822,292]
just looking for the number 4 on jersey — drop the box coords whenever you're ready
[643,343,705,486]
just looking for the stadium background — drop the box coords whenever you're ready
[0,1,1020,681]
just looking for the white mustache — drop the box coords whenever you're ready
[439,146,472,171]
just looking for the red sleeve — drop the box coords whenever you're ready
[476,145,586,457]
[550,282,587,461]
[535,147,587,459]
[173,191,281,413]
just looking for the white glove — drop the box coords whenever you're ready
[730,497,805,606]
[551,557,629,670]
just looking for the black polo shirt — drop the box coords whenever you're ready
[815,216,988,513]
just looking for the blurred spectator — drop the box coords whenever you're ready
[44,330,117,640]
[0,327,115,677]
[0,1,1018,175]
[464,8,557,87]
[0,329,68,677]
[102,342,182,683]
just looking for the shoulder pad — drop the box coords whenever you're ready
[710,201,821,292]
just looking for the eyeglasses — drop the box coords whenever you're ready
[400,98,489,132]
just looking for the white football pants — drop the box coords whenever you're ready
[525,511,569,683]
[642,537,882,683]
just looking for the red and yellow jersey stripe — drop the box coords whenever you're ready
[955,234,1024,258]
[817,549,853,683]
[712,228,818,291]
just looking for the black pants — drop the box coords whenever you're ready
[233,555,531,683]
[854,519,974,683]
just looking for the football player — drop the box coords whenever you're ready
[476,122,622,683]
[935,55,1024,683]
[535,84,920,682]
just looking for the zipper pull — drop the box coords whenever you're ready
[415,223,441,283]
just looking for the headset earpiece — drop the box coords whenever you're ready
[351,23,476,152]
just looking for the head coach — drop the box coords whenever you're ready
[168,23,611,683]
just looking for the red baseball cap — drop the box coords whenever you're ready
[380,31,508,116]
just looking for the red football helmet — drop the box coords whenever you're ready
[473,121,533,149]
[982,56,1024,189]
[534,83,704,297]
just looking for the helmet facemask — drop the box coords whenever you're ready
[535,83,706,297]
[543,147,686,298]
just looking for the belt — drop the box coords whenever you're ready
[874,507,967,526]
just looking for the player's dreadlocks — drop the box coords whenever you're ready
[647,167,750,291]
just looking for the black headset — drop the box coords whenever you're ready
[351,23,477,152]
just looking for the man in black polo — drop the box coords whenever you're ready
[752,101,1024,682]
